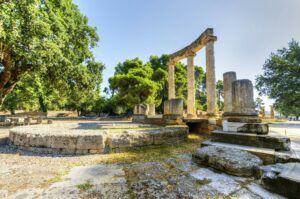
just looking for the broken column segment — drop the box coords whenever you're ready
[133,104,155,123]
[223,79,268,134]
[232,79,256,115]
[223,72,236,113]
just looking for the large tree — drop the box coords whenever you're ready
[106,55,207,114]
[108,58,158,114]
[256,40,300,118]
[0,0,99,105]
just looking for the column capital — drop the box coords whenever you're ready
[168,60,176,66]
[186,51,196,58]
[206,35,217,43]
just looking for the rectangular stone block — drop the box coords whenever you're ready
[163,99,183,115]
[76,135,105,150]
[148,104,156,116]
[0,115,6,122]
[212,130,291,151]
[49,135,77,150]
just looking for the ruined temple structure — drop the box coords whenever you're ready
[132,28,220,132]
[167,28,217,118]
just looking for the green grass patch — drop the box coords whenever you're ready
[77,182,93,191]
[47,170,69,185]
[97,134,207,165]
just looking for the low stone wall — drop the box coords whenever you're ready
[107,126,188,152]
[9,124,188,155]
[9,126,107,154]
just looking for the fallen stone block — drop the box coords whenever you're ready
[260,163,300,199]
[192,145,263,177]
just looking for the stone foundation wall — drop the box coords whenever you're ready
[9,125,188,155]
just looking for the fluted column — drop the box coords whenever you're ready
[187,52,196,118]
[206,41,216,115]
[168,61,175,100]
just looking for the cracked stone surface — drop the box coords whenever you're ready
[192,145,263,177]
[1,154,286,199]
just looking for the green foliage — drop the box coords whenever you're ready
[216,80,224,111]
[255,97,264,109]
[256,40,300,117]
[0,0,101,106]
[108,58,158,114]
[107,55,208,114]
[0,0,104,114]
[195,67,206,110]
[77,182,93,191]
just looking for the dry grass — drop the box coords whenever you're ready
[95,134,207,165]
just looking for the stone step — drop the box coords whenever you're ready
[202,140,300,165]
[260,163,300,199]
[211,130,291,151]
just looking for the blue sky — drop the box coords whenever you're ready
[74,0,300,108]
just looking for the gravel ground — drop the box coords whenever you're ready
[1,120,298,198]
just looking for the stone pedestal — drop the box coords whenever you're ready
[223,72,236,113]
[133,104,156,123]
[164,99,183,116]
[222,79,267,134]
[133,104,155,116]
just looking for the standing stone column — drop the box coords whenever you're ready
[232,79,256,114]
[270,105,275,119]
[223,72,237,113]
[206,41,216,115]
[187,52,196,118]
[168,61,175,100]
[261,106,266,118]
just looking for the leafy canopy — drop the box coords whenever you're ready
[256,40,300,116]
[0,0,101,105]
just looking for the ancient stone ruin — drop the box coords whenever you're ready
[132,28,219,133]
[193,71,299,199]
[167,28,217,118]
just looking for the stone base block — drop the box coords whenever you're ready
[223,121,268,134]
[163,99,183,115]
[237,123,269,134]
[162,114,184,125]
[132,115,146,123]
[211,130,291,151]
[134,104,155,116]
[223,112,261,123]
[260,163,300,199]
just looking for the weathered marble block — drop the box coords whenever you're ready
[163,99,183,116]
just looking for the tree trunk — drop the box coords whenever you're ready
[38,96,48,113]
[0,44,17,106]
